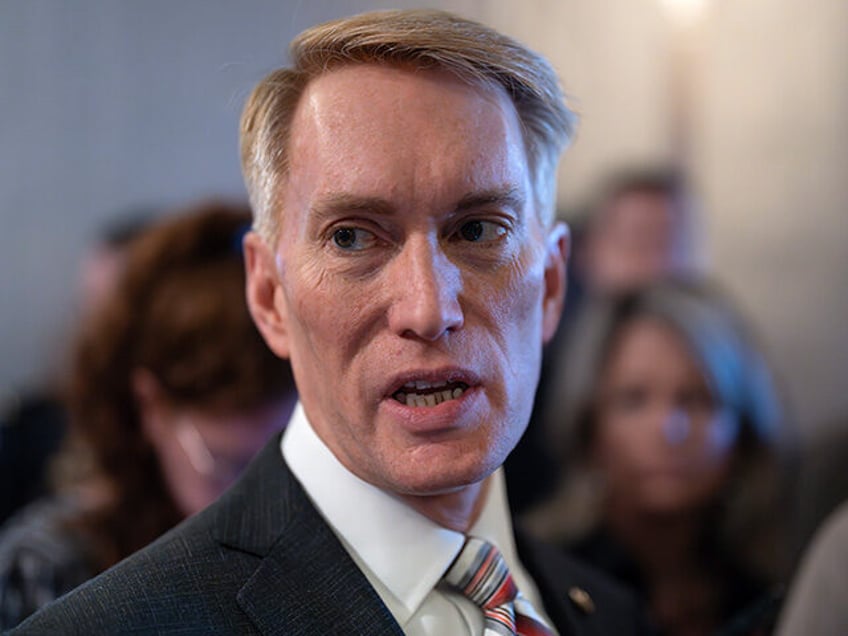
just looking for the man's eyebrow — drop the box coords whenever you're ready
[455,187,525,213]
[310,187,525,220]
[311,194,395,220]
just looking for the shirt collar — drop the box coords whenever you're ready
[281,402,526,622]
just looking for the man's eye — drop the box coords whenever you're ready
[332,227,375,250]
[458,220,506,243]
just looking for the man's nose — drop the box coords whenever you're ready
[387,236,464,341]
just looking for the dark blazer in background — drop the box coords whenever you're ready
[12,433,645,635]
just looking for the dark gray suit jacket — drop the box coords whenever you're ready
[11,434,645,635]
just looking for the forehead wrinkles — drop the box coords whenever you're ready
[286,66,528,208]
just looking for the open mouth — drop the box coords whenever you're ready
[392,380,469,407]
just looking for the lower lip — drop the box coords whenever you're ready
[380,387,482,434]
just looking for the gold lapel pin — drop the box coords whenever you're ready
[568,586,596,615]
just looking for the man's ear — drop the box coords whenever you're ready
[244,231,291,359]
[541,221,570,344]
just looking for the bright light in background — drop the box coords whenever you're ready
[661,0,708,27]
[659,0,711,169]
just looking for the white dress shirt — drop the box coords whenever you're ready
[281,402,555,635]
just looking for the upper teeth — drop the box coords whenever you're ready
[406,380,447,391]
[394,382,467,407]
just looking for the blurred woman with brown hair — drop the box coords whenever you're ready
[0,201,296,628]
[526,278,795,636]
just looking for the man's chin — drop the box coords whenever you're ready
[388,460,498,498]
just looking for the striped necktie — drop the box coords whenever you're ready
[443,536,557,636]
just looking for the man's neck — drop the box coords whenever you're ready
[399,477,492,533]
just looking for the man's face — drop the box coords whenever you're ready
[247,65,566,496]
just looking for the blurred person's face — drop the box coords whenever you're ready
[245,65,567,501]
[584,191,680,292]
[133,371,297,516]
[592,316,738,515]
[138,381,295,516]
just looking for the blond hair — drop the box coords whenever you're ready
[239,9,575,243]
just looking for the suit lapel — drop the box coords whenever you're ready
[517,530,585,636]
[517,528,640,636]
[236,497,403,635]
[210,434,403,635]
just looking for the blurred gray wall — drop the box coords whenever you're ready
[1,0,846,439]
